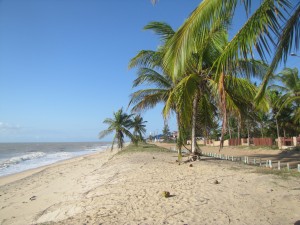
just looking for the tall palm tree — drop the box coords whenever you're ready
[99,108,134,150]
[164,25,268,152]
[162,0,299,101]
[267,89,282,148]
[128,22,188,158]
[131,115,147,142]
[163,22,230,153]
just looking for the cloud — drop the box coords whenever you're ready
[0,122,21,133]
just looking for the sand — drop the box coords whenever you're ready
[0,144,300,225]
[155,142,300,166]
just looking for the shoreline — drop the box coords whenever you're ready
[0,142,114,183]
[0,149,107,186]
[1,143,300,224]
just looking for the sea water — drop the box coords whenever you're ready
[0,142,110,177]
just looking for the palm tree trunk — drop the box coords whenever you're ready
[260,123,264,138]
[220,115,227,150]
[111,136,116,151]
[237,118,240,145]
[247,120,250,146]
[219,72,226,151]
[191,93,199,154]
[176,111,182,161]
[275,118,281,149]
[227,117,232,139]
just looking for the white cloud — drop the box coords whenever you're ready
[0,122,21,133]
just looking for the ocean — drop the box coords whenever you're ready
[0,142,111,177]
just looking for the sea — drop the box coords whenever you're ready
[0,142,111,177]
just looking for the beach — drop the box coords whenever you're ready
[1,144,300,225]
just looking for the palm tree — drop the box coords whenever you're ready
[164,26,268,152]
[99,108,134,150]
[131,115,147,142]
[272,67,300,120]
[162,0,299,102]
[128,22,187,158]
[131,19,268,155]
[129,53,186,155]
[267,89,283,148]
[163,23,230,154]
[268,68,300,147]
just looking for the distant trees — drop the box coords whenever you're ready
[273,68,300,123]
[99,108,147,150]
[268,68,300,137]
[162,123,171,142]
[132,115,147,142]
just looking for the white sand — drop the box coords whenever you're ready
[0,146,300,225]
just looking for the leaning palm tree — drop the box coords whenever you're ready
[99,108,135,150]
[128,22,188,158]
[131,115,147,142]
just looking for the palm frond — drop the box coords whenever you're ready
[169,74,200,126]
[102,118,114,125]
[129,89,168,112]
[213,0,285,81]
[144,21,175,43]
[129,50,162,69]
[233,59,269,80]
[256,3,300,101]
[164,0,237,76]
[133,68,172,88]
[99,128,114,139]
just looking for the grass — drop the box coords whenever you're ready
[117,143,172,155]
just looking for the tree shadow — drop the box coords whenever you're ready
[250,150,300,166]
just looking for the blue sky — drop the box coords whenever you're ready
[0,0,299,143]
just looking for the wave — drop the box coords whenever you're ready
[0,152,46,169]
[0,144,109,176]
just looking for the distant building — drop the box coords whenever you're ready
[172,131,178,139]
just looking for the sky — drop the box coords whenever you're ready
[0,0,299,143]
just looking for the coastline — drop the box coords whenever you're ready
[1,143,300,225]
[0,149,106,186]
[0,142,113,182]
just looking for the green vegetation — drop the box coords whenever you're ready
[131,115,147,143]
[117,143,172,155]
[100,1,299,153]
[162,123,171,142]
[99,108,147,150]
[127,1,299,154]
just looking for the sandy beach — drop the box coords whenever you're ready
[155,142,300,167]
[1,144,300,225]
